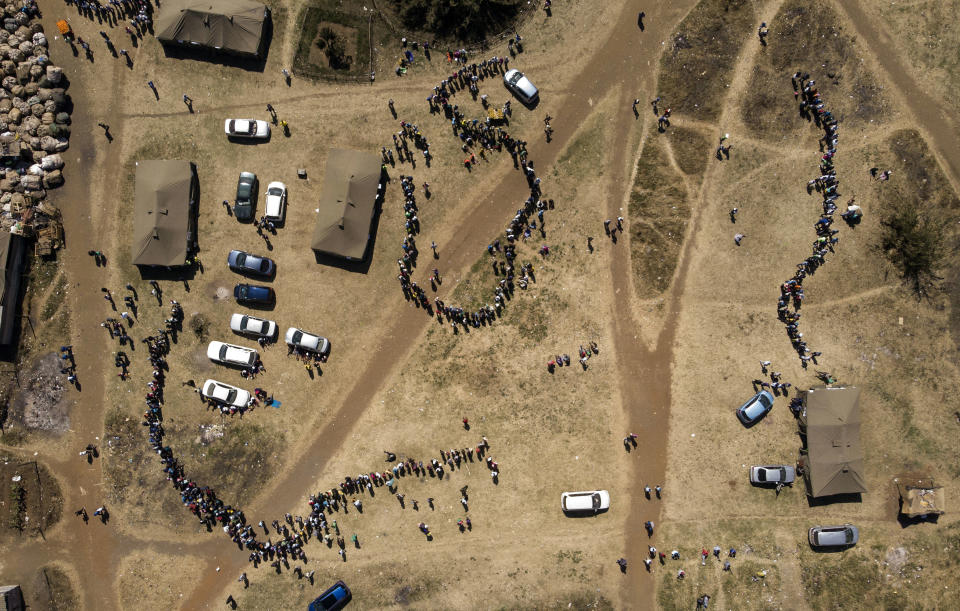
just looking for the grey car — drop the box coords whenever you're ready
[750,465,796,485]
[227,250,275,277]
[809,524,859,548]
[234,172,258,221]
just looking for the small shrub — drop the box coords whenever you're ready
[189,313,210,340]
[880,205,945,297]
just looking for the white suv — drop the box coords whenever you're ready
[561,490,610,514]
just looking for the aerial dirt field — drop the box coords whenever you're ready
[0,0,958,609]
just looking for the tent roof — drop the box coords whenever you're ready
[156,0,267,56]
[131,160,195,267]
[802,386,867,497]
[311,149,382,260]
[896,478,946,517]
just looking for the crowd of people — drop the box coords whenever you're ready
[387,56,557,334]
[777,71,854,368]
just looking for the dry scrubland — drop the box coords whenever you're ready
[653,0,960,609]
[2,0,960,608]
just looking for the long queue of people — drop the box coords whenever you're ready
[390,53,554,334]
[777,71,857,368]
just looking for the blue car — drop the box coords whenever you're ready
[736,390,774,426]
[233,284,275,305]
[227,250,275,277]
[308,581,351,611]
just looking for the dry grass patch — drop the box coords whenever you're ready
[658,0,757,122]
[629,137,690,298]
[742,0,894,144]
[666,126,712,178]
[118,551,204,609]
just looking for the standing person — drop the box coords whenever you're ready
[617,557,628,572]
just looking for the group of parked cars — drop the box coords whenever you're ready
[199,246,331,410]
[737,390,859,549]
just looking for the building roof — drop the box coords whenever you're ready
[131,160,196,267]
[311,149,383,260]
[156,0,268,57]
[801,386,867,497]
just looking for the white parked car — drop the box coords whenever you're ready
[230,313,277,339]
[503,69,539,104]
[206,341,258,367]
[285,327,330,355]
[201,379,251,408]
[225,119,270,139]
[561,490,610,515]
[264,181,287,222]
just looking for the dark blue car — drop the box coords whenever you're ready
[308,581,351,610]
[233,283,275,305]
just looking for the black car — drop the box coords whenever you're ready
[234,172,258,221]
[233,283,275,305]
[308,581,351,610]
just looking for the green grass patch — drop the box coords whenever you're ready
[658,0,756,122]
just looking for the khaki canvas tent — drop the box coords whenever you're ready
[156,0,269,58]
[131,160,198,267]
[311,149,384,261]
[895,477,945,518]
[797,386,867,498]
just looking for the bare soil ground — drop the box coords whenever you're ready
[2,0,960,609]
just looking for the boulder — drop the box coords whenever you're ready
[8,192,23,208]
[46,124,67,138]
[14,62,27,82]
[54,111,68,124]
[22,81,36,95]
[28,64,42,81]
[5,35,16,47]
[39,134,57,151]
[9,84,22,97]
[0,30,8,44]
[42,169,62,188]
[22,115,39,132]
[29,23,43,35]
[39,111,52,125]
[42,99,53,113]
[44,64,60,84]
[32,33,45,47]
[18,41,32,55]
[26,162,41,175]
[26,135,38,149]
[19,173,40,189]
[40,154,63,170]
[54,137,68,152]
[0,98,10,112]
[29,102,42,117]
[7,47,22,62]
[13,13,28,27]
[34,123,49,137]
[1,74,15,90]
[4,19,17,33]
[7,105,19,122]
[1,59,13,75]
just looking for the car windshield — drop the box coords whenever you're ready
[845,529,854,543]
[236,253,246,266]
[260,260,270,272]
[268,187,282,197]
[238,286,247,299]
[219,345,228,359]
[509,73,522,85]
[759,393,773,408]
[292,330,303,344]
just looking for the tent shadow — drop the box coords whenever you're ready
[806,492,862,507]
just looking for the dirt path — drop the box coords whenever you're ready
[833,0,960,192]
[177,2,700,608]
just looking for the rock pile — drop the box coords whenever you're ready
[0,2,67,251]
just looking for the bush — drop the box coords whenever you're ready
[392,0,522,42]
[881,205,945,297]
[326,36,348,68]
[189,313,209,340]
